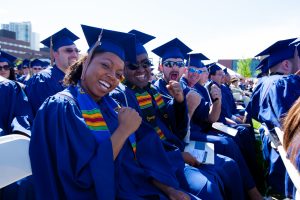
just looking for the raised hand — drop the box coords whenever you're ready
[186,90,201,118]
[166,80,184,103]
[118,107,142,136]
[210,84,221,102]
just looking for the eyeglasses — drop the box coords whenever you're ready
[127,59,153,70]
[33,67,42,70]
[0,65,10,71]
[162,61,185,68]
[63,48,80,54]
[188,68,203,74]
[22,66,29,69]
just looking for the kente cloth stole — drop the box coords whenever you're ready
[124,81,167,140]
[76,83,137,157]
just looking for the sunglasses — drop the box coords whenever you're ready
[33,67,42,70]
[0,65,10,71]
[162,61,185,68]
[63,48,80,54]
[127,59,153,70]
[188,68,203,74]
[22,66,29,69]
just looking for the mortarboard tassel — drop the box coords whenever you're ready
[50,36,54,66]
[81,29,104,80]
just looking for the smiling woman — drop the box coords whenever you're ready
[29,24,142,200]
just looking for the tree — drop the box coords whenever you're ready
[237,58,252,78]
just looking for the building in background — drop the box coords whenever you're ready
[0,22,49,60]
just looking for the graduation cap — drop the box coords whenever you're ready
[22,59,30,68]
[0,50,17,64]
[42,61,50,68]
[152,38,192,61]
[128,29,155,55]
[207,63,222,75]
[185,53,209,68]
[41,28,79,51]
[223,68,229,75]
[81,24,136,63]
[255,56,269,73]
[290,38,300,46]
[30,59,44,67]
[255,38,297,70]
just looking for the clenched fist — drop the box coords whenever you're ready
[166,80,184,103]
[209,84,221,102]
[118,107,142,136]
[186,90,201,118]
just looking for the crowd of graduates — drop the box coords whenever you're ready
[0,24,300,200]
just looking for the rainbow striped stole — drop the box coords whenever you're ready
[153,92,165,109]
[81,109,108,131]
[135,92,153,109]
[134,90,166,141]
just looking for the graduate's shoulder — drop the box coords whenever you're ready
[40,86,79,110]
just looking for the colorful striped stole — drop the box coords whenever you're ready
[76,84,137,157]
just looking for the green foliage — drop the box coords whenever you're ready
[237,58,252,78]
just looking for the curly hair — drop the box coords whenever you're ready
[63,55,87,86]
[63,50,109,86]
[283,97,300,167]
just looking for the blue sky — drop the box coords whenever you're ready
[1,0,300,63]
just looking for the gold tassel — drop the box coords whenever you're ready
[81,28,104,80]
[50,36,54,66]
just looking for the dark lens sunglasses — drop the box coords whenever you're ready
[127,59,153,70]
[64,48,80,54]
[162,61,185,68]
[0,65,10,71]
[188,68,203,74]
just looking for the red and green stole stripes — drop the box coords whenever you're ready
[81,109,108,131]
[76,83,137,158]
[153,92,165,109]
[136,92,153,109]
[125,84,167,141]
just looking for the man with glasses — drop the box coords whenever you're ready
[181,53,265,199]
[25,28,80,114]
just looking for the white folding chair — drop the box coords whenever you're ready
[274,128,300,200]
[0,134,32,188]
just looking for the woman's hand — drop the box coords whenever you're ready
[166,187,191,200]
[181,152,201,167]
[118,107,142,136]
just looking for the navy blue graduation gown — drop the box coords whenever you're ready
[0,76,33,136]
[111,83,223,200]
[259,74,300,129]
[29,87,115,200]
[25,65,65,115]
[257,74,300,195]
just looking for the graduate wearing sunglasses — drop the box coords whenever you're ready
[25,28,80,115]
[180,53,265,200]
[112,33,232,199]
[0,50,17,81]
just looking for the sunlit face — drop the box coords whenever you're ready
[160,58,185,82]
[199,67,209,85]
[81,52,124,101]
[54,44,79,70]
[124,53,152,88]
[210,69,224,85]
[187,66,202,87]
[0,62,10,79]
